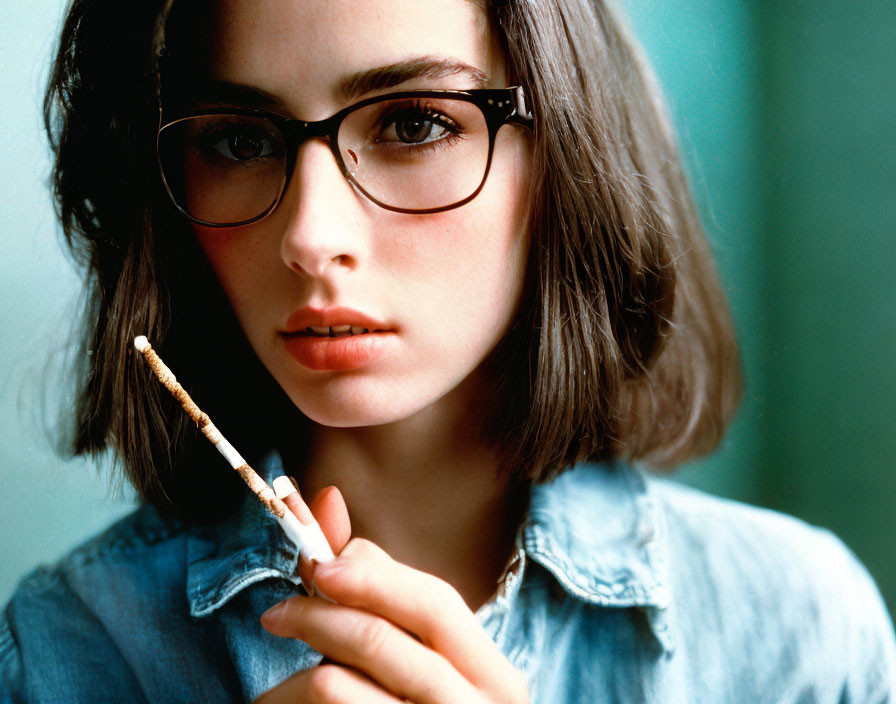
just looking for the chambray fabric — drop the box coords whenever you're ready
[2,459,894,703]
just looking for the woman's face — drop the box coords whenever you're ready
[191,0,532,427]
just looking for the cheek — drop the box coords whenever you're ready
[443,140,531,314]
[383,162,531,348]
[193,227,245,284]
[387,128,530,266]
[191,227,275,322]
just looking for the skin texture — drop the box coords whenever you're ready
[191,0,532,700]
[263,484,529,703]
[194,0,531,430]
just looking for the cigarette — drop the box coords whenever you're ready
[133,335,334,565]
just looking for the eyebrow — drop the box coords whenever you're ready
[190,81,282,109]
[192,56,490,110]
[336,56,490,102]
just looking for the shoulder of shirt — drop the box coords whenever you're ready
[644,473,896,694]
[534,463,874,601]
[646,474,867,594]
[1,506,188,698]
[647,473,853,567]
[4,504,185,605]
[2,506,186,649]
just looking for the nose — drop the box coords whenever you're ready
[276,138,368,278]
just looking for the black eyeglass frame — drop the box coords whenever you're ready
[157,86,534,227]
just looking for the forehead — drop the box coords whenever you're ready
[206,0,501,112]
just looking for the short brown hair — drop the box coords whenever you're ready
[45,0,741,518]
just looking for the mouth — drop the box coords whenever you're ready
[283,307,392,336]
[294,325,388,338]
[281,308,395,371]
[282,328,393,371]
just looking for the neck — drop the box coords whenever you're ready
[280,390,526,610]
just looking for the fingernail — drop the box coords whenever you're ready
[301,558,335,602]
[272,476,297,499]
[299,553,318,572]
[261,599,288,625]
[273,476,315,525]
[299,555,323,596]
[289,476,300,490]
[310,558,331,576]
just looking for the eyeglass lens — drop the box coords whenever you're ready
[158,96,491,224]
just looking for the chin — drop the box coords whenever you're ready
[284,385,438,429]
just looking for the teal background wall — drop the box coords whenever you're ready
[625,0,896,616]
[758,0,896,618]
[2,1,894,621]
[0,0,135,603]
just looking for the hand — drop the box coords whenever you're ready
[254,483,529,704]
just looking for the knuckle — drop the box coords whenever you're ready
[338,540,391,599]
[355,616,394,662]
[343,537,385,562]
[405,654,450,701]
[425,578,465,621]
[306,664,345,702]
[434,578,464,609]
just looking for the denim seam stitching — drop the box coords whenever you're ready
[57,520,185,573]
[190,566,300,617]
[524,531,661,606]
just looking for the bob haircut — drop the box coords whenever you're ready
[45,0,741,520]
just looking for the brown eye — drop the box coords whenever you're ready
[380,108,453,145]
[203,125,281,163]
[228,134,264,160]
[395,116,436,143]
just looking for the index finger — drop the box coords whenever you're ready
[310,539,522,694]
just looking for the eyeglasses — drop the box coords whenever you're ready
[157,87,533,227]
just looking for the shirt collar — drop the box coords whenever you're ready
[524,462,671,607]
[186,453,301,618]
[186,456,675,652]
[523,462,676,653]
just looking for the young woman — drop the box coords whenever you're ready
[3,0,894,701]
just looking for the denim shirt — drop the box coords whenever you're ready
[2,460,895,703]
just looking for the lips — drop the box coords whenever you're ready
[281,307,394,371]
[283,307,390,334]
[297,325,377,338]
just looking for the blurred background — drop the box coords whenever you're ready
[1,0,894,618]
[624,0,896,616]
